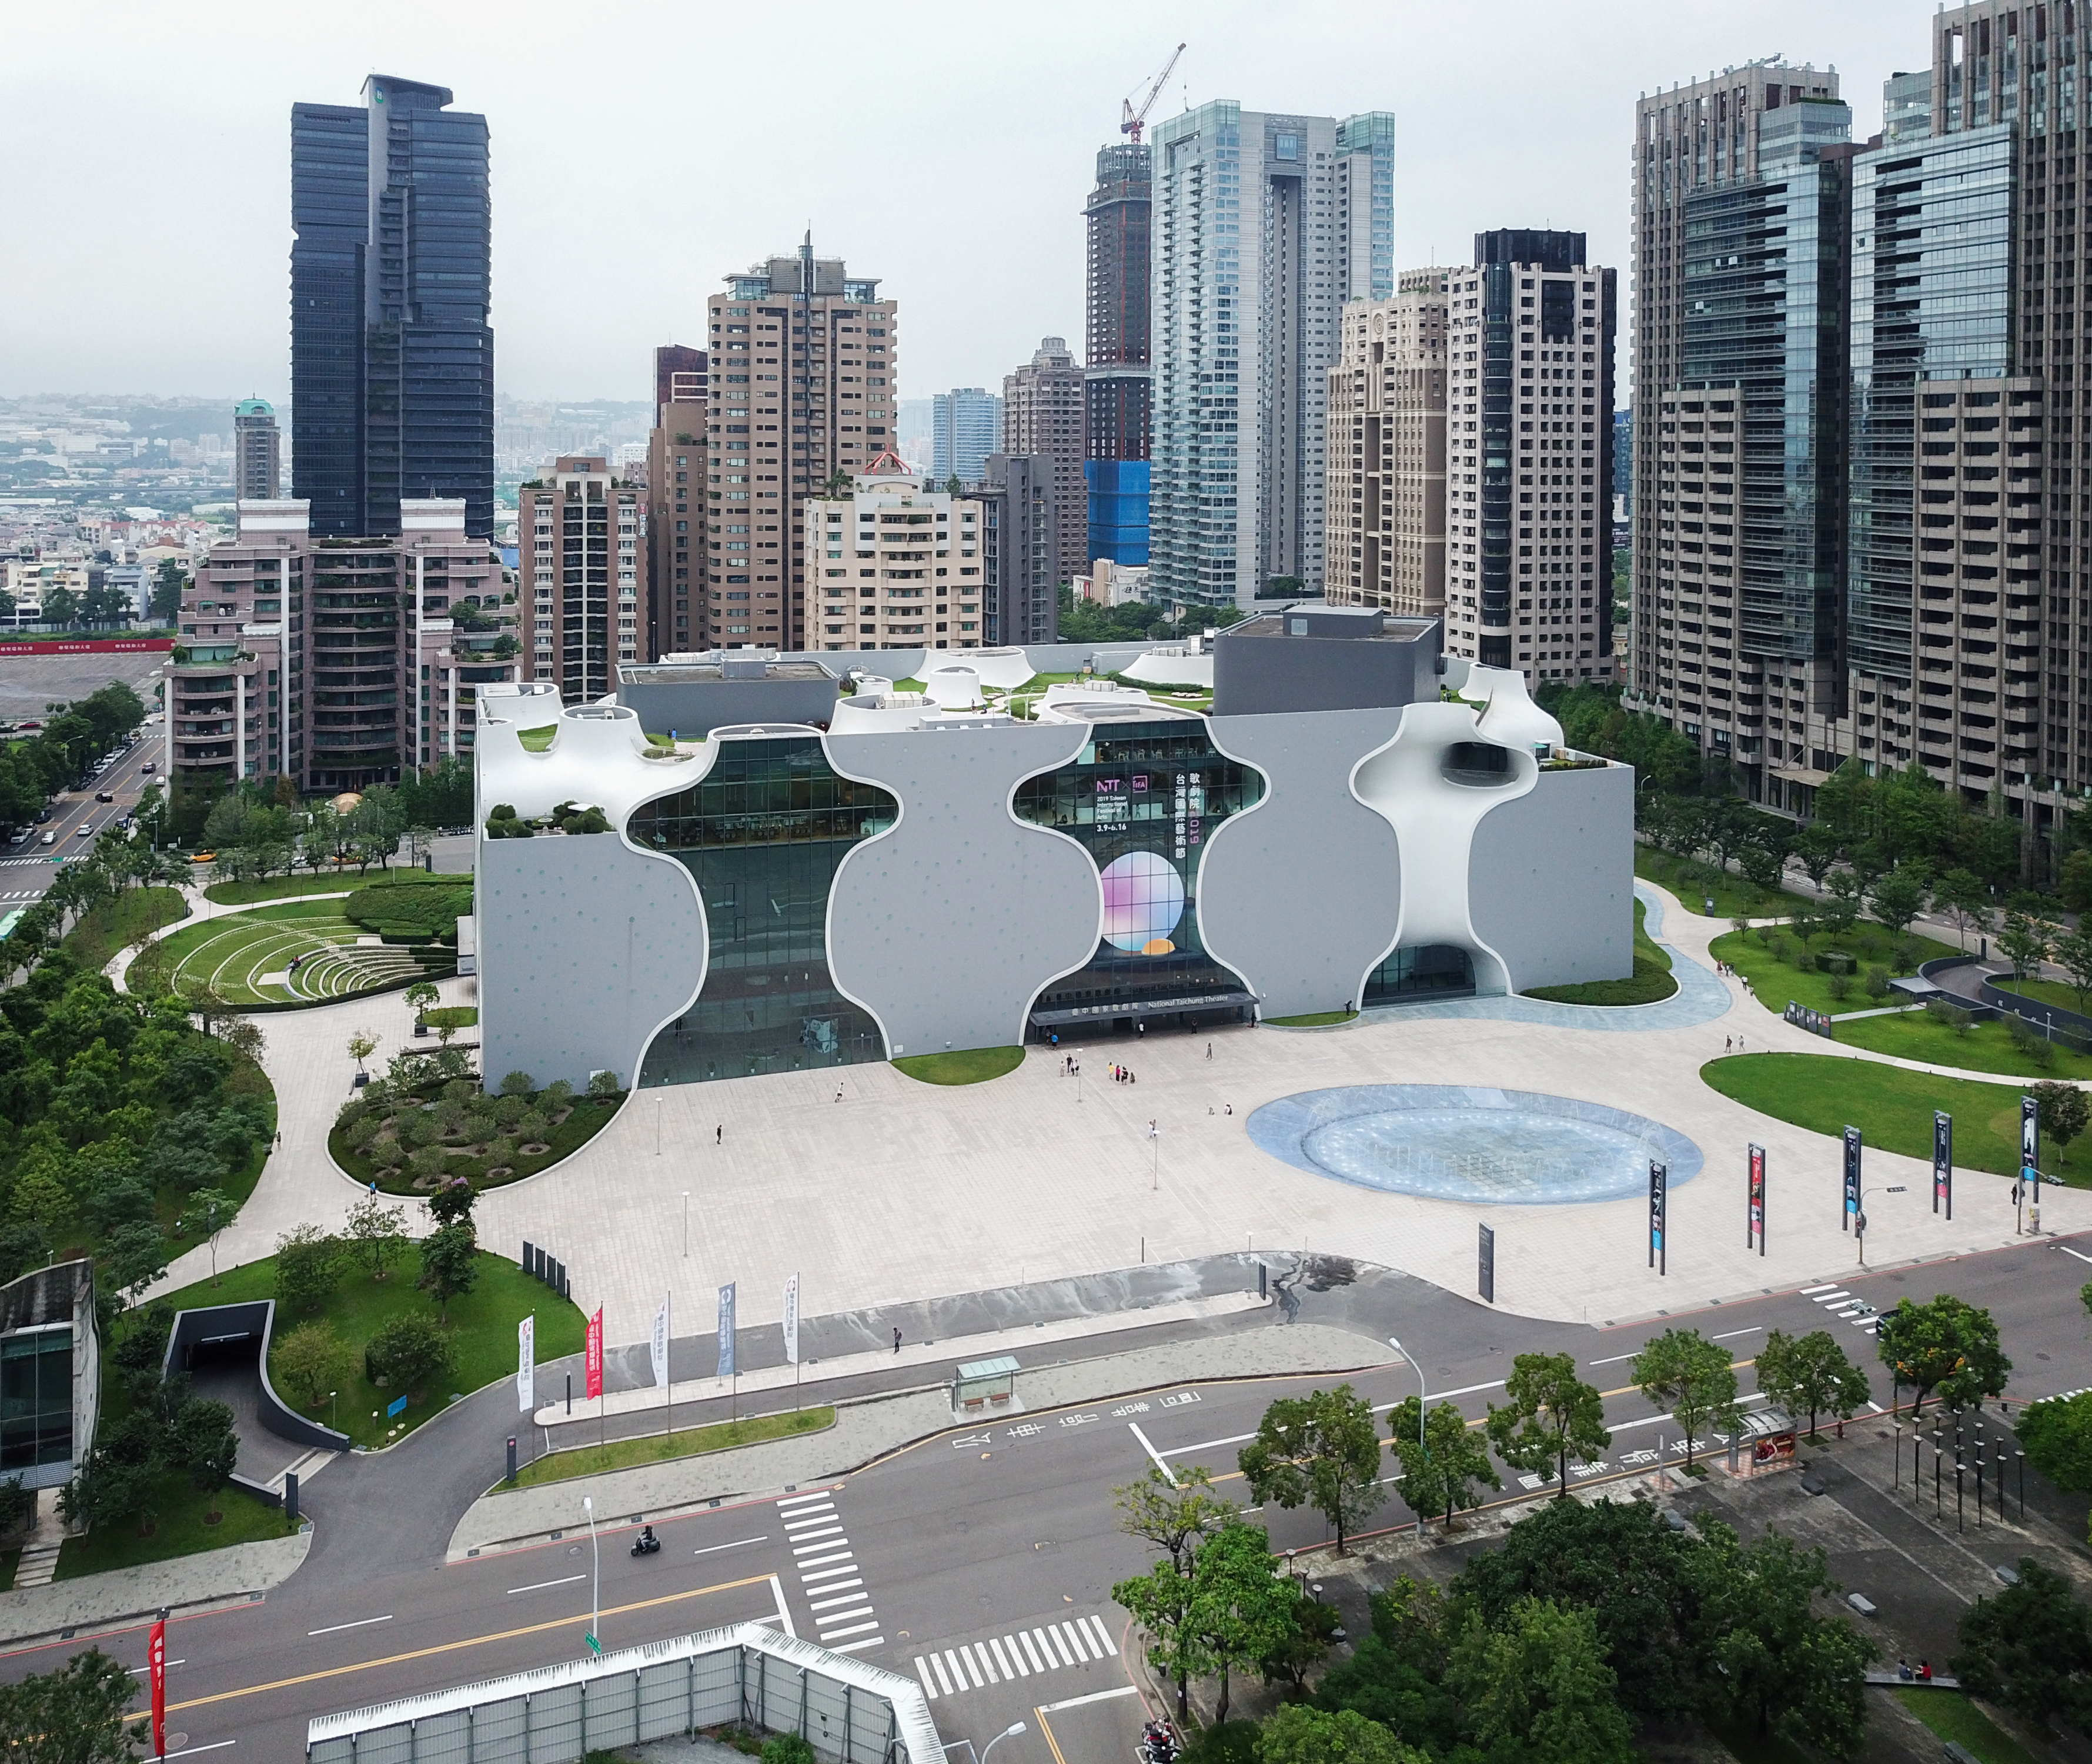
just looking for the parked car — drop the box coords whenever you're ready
[73,824,92,838]
[34,807,52,824]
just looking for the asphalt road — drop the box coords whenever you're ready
[0,701,167,917]
[6,1230,2086,1759]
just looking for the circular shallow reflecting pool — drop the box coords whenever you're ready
[1246,1084,1702,1205]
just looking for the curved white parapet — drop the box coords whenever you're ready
[1120,647,1215,690]
[965,647,1037,691]
[853,673,895,696]
[1467,664,1566,752]
[473,690,701,827]
[923,665,985,709]
[1032,680,1201,726]
[1351,701,1538,995]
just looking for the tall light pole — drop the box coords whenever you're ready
[1856,1182,1907,1267]
[1389,1336,1426,1534]
[982,1722,1027,1762]
[1149,1120,1159,1191]
[582,1495,600,1655]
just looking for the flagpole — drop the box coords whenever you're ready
[665,1289,673,1442]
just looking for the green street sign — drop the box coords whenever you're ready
[583,1632,601,1656]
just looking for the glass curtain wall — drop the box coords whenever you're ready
[631,737,895,1085]
[0,1327,72,1476]
[1013,718,1263,1037]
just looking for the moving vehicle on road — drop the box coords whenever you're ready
[630,1526,660,1557]
[73,824,92,837]
[141,761,155,774]
[95,790,115,803]
[38,831,54,846]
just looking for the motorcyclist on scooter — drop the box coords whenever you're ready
[634,1525,658,1554]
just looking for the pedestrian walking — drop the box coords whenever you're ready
[1205,1042,1213,1061]
[716,1124,723,1145]
[892,1327,902,1355]
[1725,1035,1732,1054]
[835,1085,844,1102]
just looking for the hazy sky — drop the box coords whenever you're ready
[4,0,1925,407]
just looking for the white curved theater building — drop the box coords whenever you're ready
[471,606,1635,1091]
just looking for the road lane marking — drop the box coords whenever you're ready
[308,1616,392,1638]
[830,1635,884,1653]
[505,1575,585,1596]
[776,1491,834,1511]
[791,1530,846,1551]
[915,1658,940,1696]
[967,1642,997,1683]
[2060,1245,2092,1265]
[928,1653,954,1695]
[800,1565,860,1585]
[809,1589,868,1612]
[1800,1282,1842,1294]
[804,1578,864,1599]
[1712,1327,1763,1340]
[1085,1615,1119,1656]
[794,1549,853,1569]
[1019,1631,1047,1672]
[1128,1422,1175,1485]
[1045,1625,1073,1667]
[1039,1684,1141,1714]
[149,1575,773,1720]
[990,1636,1021,1677]
[947,1648,975,1689]
[691,1535,767,1557]
[1587,1352,1638,1366]
[1062,1620,1093,1661]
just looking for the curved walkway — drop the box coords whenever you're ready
[1362,882,1732,1034]
[106,884,353,994]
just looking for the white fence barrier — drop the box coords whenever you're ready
[306,1622,943,1763]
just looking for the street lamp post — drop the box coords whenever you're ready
[583,1495,600,1654]
[1389,1337,1427,1535]
[1149,1121,1159,1192]
[1855,1183,1906,1268]
[981,1723,1027,1762]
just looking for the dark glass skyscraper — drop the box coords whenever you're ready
[1084,143,1152,565]
[291,75,493,539]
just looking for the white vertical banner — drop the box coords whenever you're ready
[717,1283,737,1378]
[650,1294,671,1389]
[516,1314,534,1412]
[782,1273,800,1366]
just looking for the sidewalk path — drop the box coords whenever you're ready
[0,1530,312,1647]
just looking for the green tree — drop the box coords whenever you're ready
[151,558,186,623]
[1485,1352,1612,1495]
[1188,1521,1297,1724]
[167,1395,238,1504]
[1237,1385,1383,1555]
[0,1645,141,1760]
[272,1321,357,1416]
[1793,824,1842,893]
[2015,1391,2092,1496]
[1822,868,1863,936]
[363,1309,455,1399]
[1934,867,1994,951]
[1865,864,1929,936]
[1754,1329,1871,1439]
[1253,1705,1423,1764]
[1385,1396,1499,1529]
[2031,1080,2091,1172]
[1631,1328,1742,1472]
[347,1028,380,1075]
[343,1191,409,1281]
[2053,927,2092,1013]
[1951,1558,2092,1736]
[426,1175,477,1232]
[417,1222,479,1318]
[1878,1292,2010,1415]
[1114,1553,1209,1723]
[273,1224,342,1314]
[1444,1598,1636,1764]
[1114,1462,1230,1576]
[402,980,441,1018]
[1698,1524,1875,1753]
[1999,908,2054,982]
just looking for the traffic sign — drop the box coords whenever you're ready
[583,1632,601,1656]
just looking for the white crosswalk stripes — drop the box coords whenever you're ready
[776,1491,881,1649]
[1804,1285,1883,1335]
[912,1613,1119,1699]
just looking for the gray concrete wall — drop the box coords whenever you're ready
[826,723,1099,1054]
[617,675,840,739]
[477,833,708,1091]
[1202,710,1406,1017]
[1468,763,1635,990]
[1212,616,1440,716]
[163,1299,353,1455]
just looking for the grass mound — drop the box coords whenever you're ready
[1525,898,1677,1006]
[893,1046,1025,1085]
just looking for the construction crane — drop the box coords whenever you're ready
[1120,42,1187,143]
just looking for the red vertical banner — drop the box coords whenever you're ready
[584,1307,604,1401]
[148,1616,166,1756]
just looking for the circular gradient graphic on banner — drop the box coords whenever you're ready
[1100,850,1185,954]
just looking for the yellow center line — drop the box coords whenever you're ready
[143,1572,772,1719]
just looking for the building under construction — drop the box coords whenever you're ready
[1084,141,1152,566]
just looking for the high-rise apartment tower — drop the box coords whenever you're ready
[1149,103,1396,610]
[1326,269,1449,617]
[1085,142,1154,565]
[931,390,1000,484]
[520,456,646,700]
[647,343,707,654]
[705,245,895,649]
[1002,338,1088,593]
[233,400,282,502]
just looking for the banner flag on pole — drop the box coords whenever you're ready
[717,1283,737,1378]
[149,1616,166,1758]
[650,1295,671,1389]
[584,1307,604,1401]
[516,1314,534,1412]
[783,1273,800,1366]
[1934,1111,1953,1220]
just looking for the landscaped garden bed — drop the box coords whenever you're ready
[1709,920,1953,1020]
[1525,897,1677,1005]
[503,1406,835,1491]
[145,894,455,1006]
[331,1068,625,1194]
[893,1047,1024,1085]
[1635,846,1807,920]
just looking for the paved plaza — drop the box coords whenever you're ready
[147,878,2092,1349]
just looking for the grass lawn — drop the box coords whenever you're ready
[1266,1010,1359,1027]
[202,870,442,906]
[55,1480,291,1580]
[504,1406,835,1491]
[59,885,188,970]
[153,898,449,1005]
[517,724,558,751]
[1702,1053,2087,1186]
[330,1090,624,1195]
[1526,898,1677,1006]
[894,1047,1025,1085]
[1993,975,2092,1018]
[422,1005,479,1030]
[1834,1010,2092,1082]
[160,1249,586,1450]
[1710,923,1956,1020]
[1889,1689,2039,1764]
[1636,845,1809,919]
